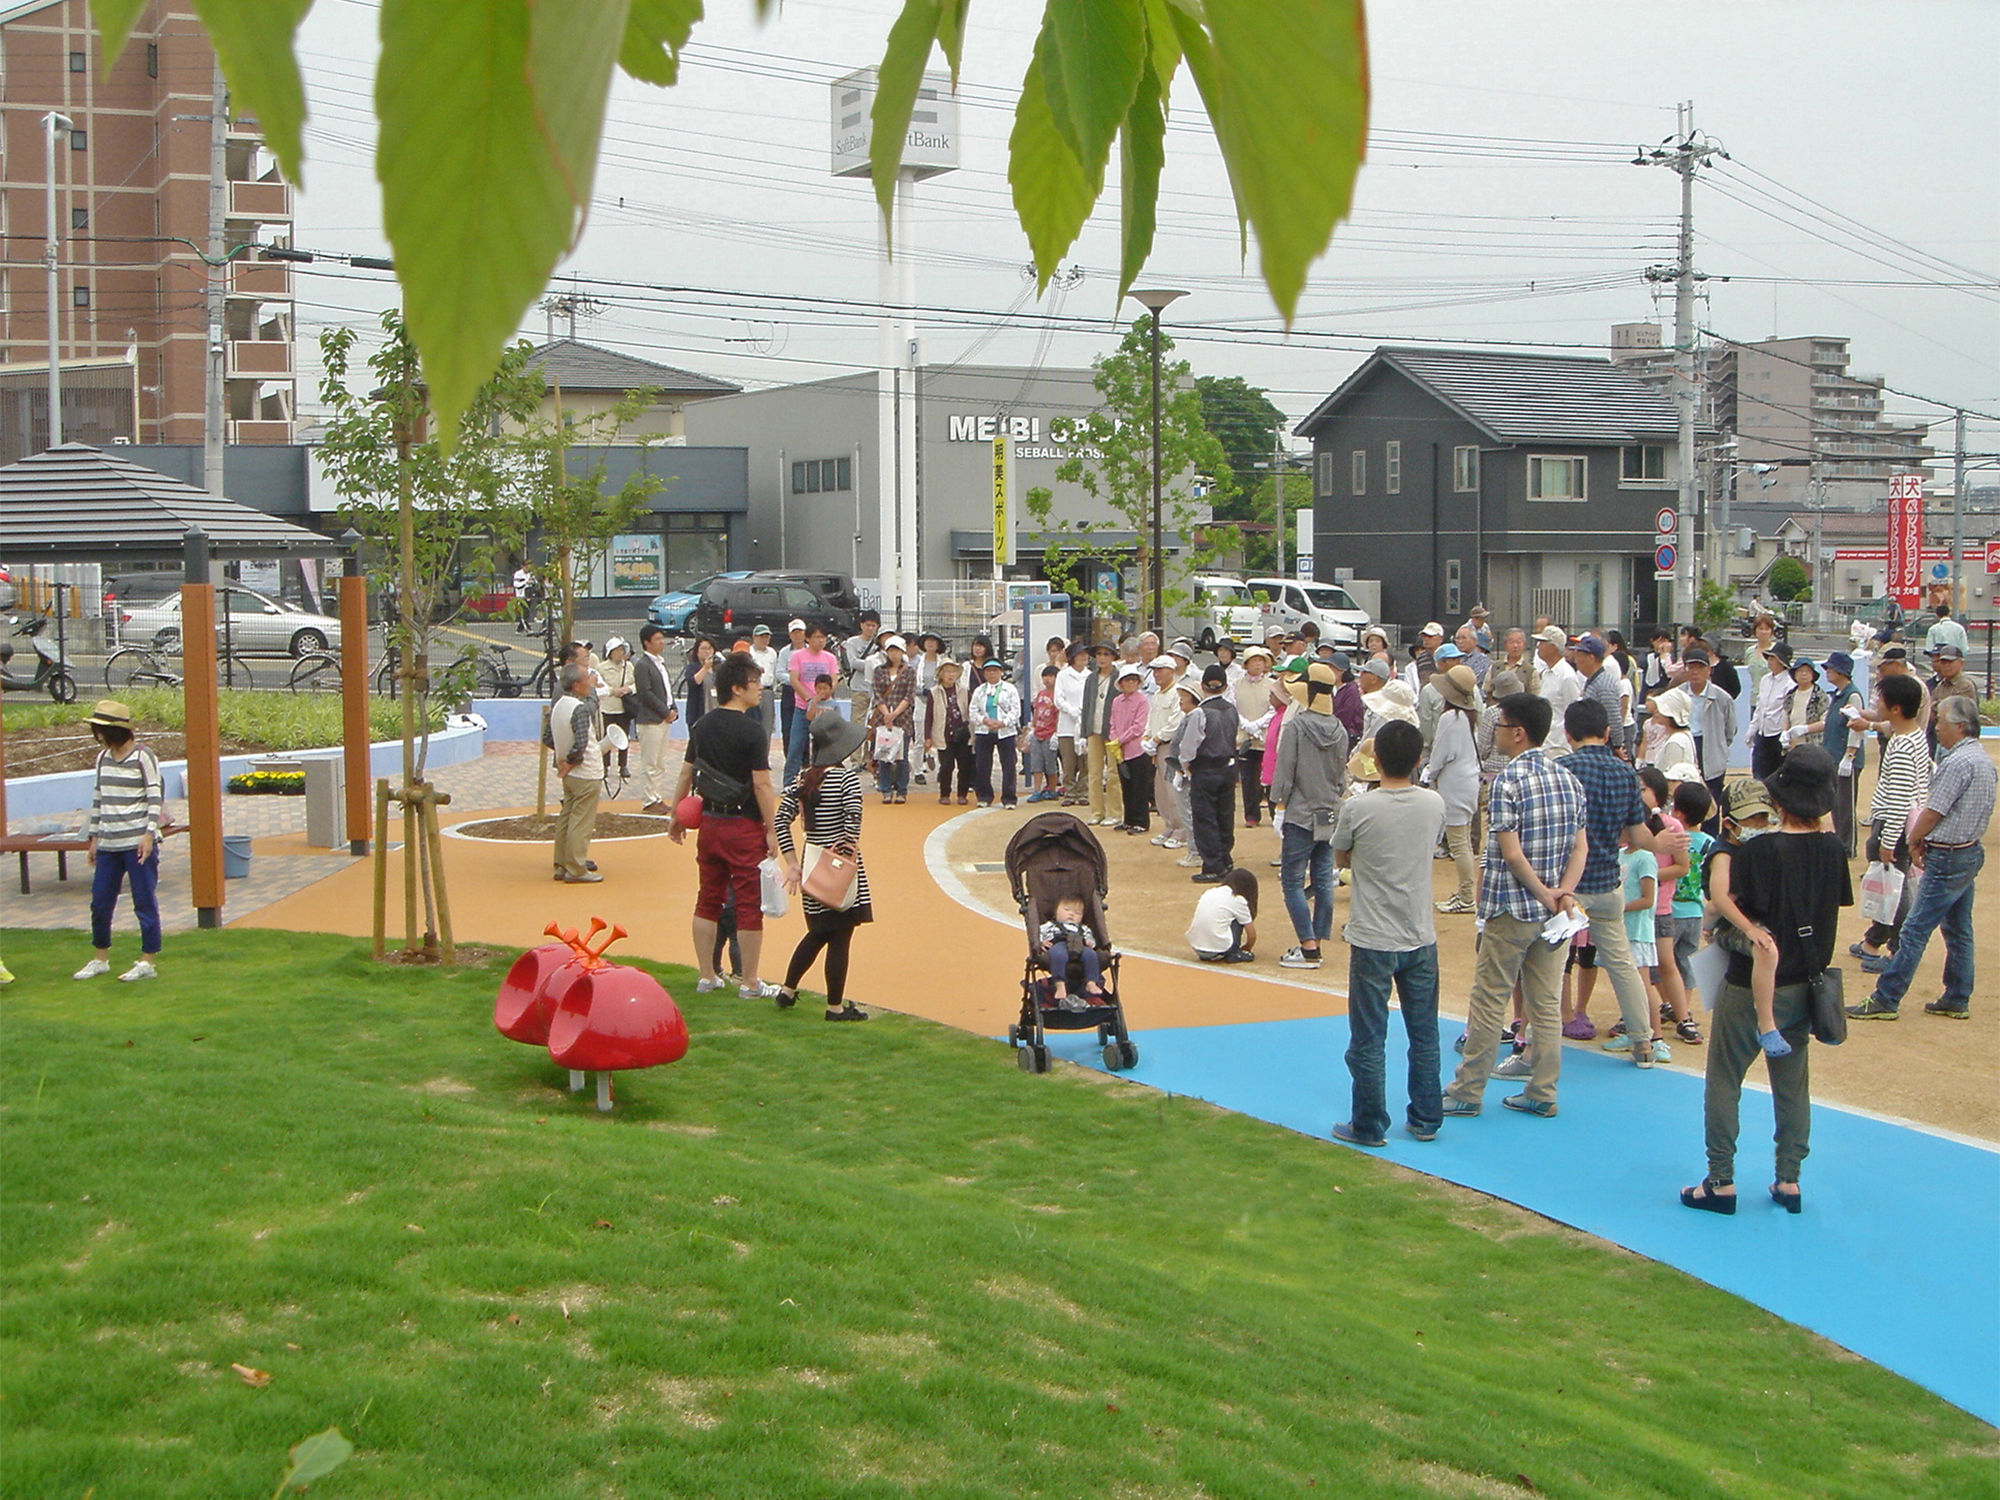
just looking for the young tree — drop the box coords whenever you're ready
[87,1,1368,449]
[1024,316,1234,629]
[1767,556,1812,603]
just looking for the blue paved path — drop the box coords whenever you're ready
[1044,1015,2000,1425]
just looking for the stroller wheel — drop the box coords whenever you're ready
[1017,1043,1051,1074]
[1103,1040,1139,1072]
[1006,1024,1021,1046]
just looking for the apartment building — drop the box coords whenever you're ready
[0,0,295,461]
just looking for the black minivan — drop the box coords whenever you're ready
[694,574,856,642]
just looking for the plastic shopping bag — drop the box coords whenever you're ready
[871,726,907,763]
[1858,860,1904,925]
[759,856,790,919]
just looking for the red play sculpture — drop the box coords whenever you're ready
[494,919,688,1110]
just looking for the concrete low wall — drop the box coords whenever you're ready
[6,719,486,824]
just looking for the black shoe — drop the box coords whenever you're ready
[824,1003,869,1022]
[1769,1182,1803,1214]
[1680,1179,1736,1215]
[1191,871,1226,883]
[585,859,598,872]
[1219,950,1255,963]
[1923,999,1971,1019]
[774,988,799,1010]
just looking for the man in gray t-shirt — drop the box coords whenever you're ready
[1329,720,1448,1147]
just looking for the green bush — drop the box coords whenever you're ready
[2,690,439,750]
[1768,556,1810,602]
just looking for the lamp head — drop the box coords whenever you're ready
[1127,288,1187,313]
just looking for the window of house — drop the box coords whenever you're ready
[70,130,87,151]
[147,42,158,78]
[1453,445,1479,493]
[71,208,88,231]
[1316,451,1334,496]
[1350,449,1365,496]
[1527,455,1586,501]
[72,285,90,308]
[1384,440,1401,495]
[69,50,86,72]
[1620,444,1667,483]
[790,458,850,494]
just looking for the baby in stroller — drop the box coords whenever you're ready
[1038,895,1104,1008]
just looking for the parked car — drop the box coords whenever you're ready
[1248,577,1371,648]
[118,583,343,657]
[693,574,855,643]
[1189,575,1263,649]
[647,571,752,634]
[764,569,862,618]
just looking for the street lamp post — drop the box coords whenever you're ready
[43,112,73,450]
[1126,288,1186,637]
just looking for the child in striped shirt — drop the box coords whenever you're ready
[74,700,164,983]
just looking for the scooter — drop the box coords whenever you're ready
[0,614,80,702]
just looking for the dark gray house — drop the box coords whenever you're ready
[1297,347,1686,635]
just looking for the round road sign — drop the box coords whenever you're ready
[1654,507,1677,536]
[1930,561,1950,581]
[1654,542,1677,573]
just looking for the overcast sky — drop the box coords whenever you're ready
[289,0,1998,454]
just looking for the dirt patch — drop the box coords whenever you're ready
[455,813,672,842]
[3,723,262,779]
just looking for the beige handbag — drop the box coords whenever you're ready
[800,842,862,910]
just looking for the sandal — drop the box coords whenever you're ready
[1680,1179,1737,1215]
[1769,1182,1803,1214]
[824,1003,869,1022]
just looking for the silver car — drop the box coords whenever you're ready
[118,584,342,658]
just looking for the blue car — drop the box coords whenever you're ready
[647,571,752,633]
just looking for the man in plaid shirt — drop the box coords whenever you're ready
[1443,691,1588,1120]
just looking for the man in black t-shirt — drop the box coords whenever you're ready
[670,652,783,998]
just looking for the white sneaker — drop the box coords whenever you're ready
[738,980,782,1000]
[1278,946,1322,970]
[1161,837,1185,849]
[1098,816,1122,827]
[1149,834,1171,846]
[1491,1050,1533,1079]
[73,958,111,980]
[694,976,726,994]
[1176,852,1201,868]
[119,959,157,982]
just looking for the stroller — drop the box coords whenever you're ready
[1003,811,1139,1074]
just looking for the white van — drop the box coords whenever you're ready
[1189,575,1263,648]
[1248,577,1372,648]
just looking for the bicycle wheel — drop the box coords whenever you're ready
[218,655,258,691]
[373,654,400,698]
[104,647,150,691]
[474,654,520,699]
[289,651,342,693]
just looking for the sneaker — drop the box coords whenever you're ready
[1270,857,1283,868]
[1162,837,1186,850]
[1845,998,1899,1020]
[1149,833,1172,846]
[1191,871,1226,884]
[1648,1039,1673,1065]
[1218,950,1255,963]
[1606,1018,1627,1039]
[73,959,111,980]
[1330,1120,1387,1148]
[1858,954,1894,975]
[1674,1018,1705,1044]
[1176,853,1201,868]
[1435,897,1476,915]
[1491,1050,1533,1079]
[1278,946,1322,969]
[739,981,782,1000]
[1847,941,1884,960]
[1453,1032,1467,1055]
[1502,1093,1558,1118]
[1923,999,1971,1020]
[1561,1015,1597,1041]
[694,976,726,994]
[1601,1034,1634,1053]
[1659,1002,1676,1025]
[563,871,604,884]
[118,959,157,982]
[1405,1121,1439,1142]
[1440,1097,1481,1118]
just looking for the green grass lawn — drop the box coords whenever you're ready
[1,928,1992,1499]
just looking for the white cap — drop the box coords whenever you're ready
[787,617,807,632]
[1420,621,1445,637]
[1148,654,1179,671]
[879,634,907,652]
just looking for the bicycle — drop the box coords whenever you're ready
[286,644,402,696]
[105,638,257,693]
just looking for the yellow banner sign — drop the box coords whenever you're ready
[991,435,1012,568]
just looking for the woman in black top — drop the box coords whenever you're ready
[774,713,873,1021]
[680,637,717,726]
[1683,745,1851,1215]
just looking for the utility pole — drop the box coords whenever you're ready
[1636,104,1727,624]
[1950,410,1966,613]
[1273,421,1286,582]
[204,59,229,496]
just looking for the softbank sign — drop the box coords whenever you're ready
[946,413,1095,460]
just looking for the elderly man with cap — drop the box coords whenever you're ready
[1169,663,1242,882]
[1402,622,1445,694]
[1848,693,1994,1022]
[1570,635,1629,760]
[1743,640,1796,779]
[776,618,810,752]
[1531,625,1583,751]
[867,635,917,802]
[1270,660,1352,968]
[1145,655,1191,850]
[1679,645,1738,831]
[745,622,780,733]
[1926,643,1978,754]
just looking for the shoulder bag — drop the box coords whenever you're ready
[1807,967,1847,1046]
[800,841,862,910]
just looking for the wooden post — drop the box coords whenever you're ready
[401,787,419,955]
[339,574,371,854]
[422,787,456,963]
[371,777,391,957]
[179,582,226,928]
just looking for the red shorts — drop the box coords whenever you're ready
[694,815,767,930]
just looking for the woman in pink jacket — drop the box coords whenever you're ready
[1109,665,1154,834]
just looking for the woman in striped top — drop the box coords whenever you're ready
[74,700,164,982]
[1856,672,1932,962]
[773,713,873,1021]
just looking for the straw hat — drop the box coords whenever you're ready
[1435,664,1478,711]
[1347,737,1382,782]
[1363,679,1419,725]
[86,700,133,730]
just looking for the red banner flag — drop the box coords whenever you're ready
[1887,473,1924,609]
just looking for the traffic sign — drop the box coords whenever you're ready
[1654,542,1677,574]
[1930,561,1950,581]
[1985,540,2000,575]
[1654,507,1677,537]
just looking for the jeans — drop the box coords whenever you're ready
[974,732,1017,805]
[1280,822,1335,945]
[1704,976,1812,1185]
[1867,843,1983,1010]
[1047,940,1102,991]
[90,844,162,953]
[785,711,812,785]
[1189,759,1236,875]
[1346,944,1441,1140]
[874,754,910,796]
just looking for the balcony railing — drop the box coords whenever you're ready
[226,340,293,378]
[228,179,293,221]
[227,260,293,300]
[229,418,293,444]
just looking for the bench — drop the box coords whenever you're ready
[4,823,187,894]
